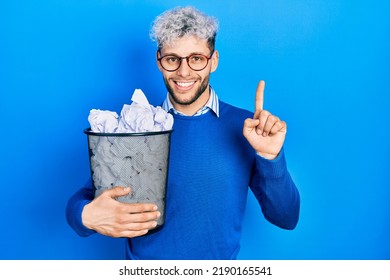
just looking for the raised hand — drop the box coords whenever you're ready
[243,80,287,160]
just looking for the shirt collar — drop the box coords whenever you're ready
[162,86,219,117]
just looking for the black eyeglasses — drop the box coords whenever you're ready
[157,51,214,72]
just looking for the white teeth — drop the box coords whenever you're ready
[176,81,194,87]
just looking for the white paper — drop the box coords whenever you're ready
[88,89,174,133]
[131,88,150,107]
[87,109,119,133]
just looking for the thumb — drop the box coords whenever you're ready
[243,118,260,135]
[244,118,259,129]
[104,186,132,199]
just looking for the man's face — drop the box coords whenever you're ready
[157,36,219,114]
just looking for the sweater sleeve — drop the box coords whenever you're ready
[65,179,97,237]
[249,148,300,229]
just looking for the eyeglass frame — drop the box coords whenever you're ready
[157,50,215,72]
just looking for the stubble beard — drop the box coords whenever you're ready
[164,75,210,106]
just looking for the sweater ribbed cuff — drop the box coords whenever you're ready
[255,148,288,179]
[67,199,96,237]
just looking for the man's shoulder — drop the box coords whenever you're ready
[219,100,253,118]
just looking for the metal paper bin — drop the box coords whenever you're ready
[84,128,172,228]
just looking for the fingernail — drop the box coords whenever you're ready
[262,132,267,137]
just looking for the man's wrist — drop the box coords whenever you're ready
[256,151,278,160]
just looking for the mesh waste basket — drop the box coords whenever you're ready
[84,128,172,229]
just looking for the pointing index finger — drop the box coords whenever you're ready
[255,80,265,112]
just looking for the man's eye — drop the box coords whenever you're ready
[166,56,179,63]
[190,55,204,63]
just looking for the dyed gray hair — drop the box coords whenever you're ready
[150,6,219,51]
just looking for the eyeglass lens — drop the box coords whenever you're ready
[159,54,212,71]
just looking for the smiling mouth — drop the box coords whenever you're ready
[175,81,196,89]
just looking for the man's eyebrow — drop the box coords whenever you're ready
[160,51,208,57]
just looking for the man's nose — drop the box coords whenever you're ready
[176,58,191,76]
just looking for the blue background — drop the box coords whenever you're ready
[1,0,389,260]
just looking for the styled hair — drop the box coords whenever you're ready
[150,6,218,51]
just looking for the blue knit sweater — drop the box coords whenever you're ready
[66,100,300,259]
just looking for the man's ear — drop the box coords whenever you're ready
[156,51,163,72]
[210,50,219,73]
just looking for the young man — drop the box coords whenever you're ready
[66,6,300,260]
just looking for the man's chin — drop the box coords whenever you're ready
[170,93,197,106]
